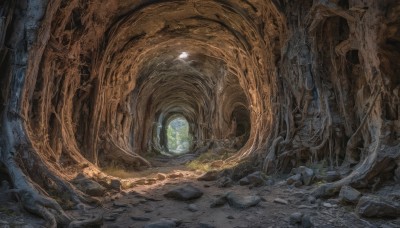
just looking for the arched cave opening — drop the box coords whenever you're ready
[0,1,399,227]
[165,115,193,155]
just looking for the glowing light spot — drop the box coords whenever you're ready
[179,52,188,59]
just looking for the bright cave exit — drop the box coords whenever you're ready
[166,116,192,155]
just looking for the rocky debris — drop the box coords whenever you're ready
[131,216,151,221]
[217,176,233,188]
[167,172,184,179]
[287,166,315,187]
[210,195,228,208]
[273,198,289,205]
[356,196,400,218]
[0,220,8,228]
[145,178,157,185]
[73,174,106,197]
[164,185,203,201]
[239,171,267,187]
[199,222,215,228]
[298,166,314,186]
[339,186,362,204]
[157,173,167,180]
[289,212,303,225]
[198,171,219,181]
[187,204,199,212]
[226,192,261,209]
[144,219,177,228]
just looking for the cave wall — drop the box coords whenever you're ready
[0,0,399,225]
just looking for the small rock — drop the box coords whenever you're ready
[131,216,150,221]
[273,198,288,205]
[198,171,219,181]
[356,196,400,218]
[199,222,215,228]
[168,172,184,179]
[307,195,316,204]
[146,178,157,185]
[227,215,234,219]
[246,171,267,187]
[134,179,147,185]
[322,202,333,208]
[239,177,250,186]
[302,215,314,228]
[113,201,129,207]
[210,160,224,168]
[293,181,303,187]
[226,192,261,209]
[298,166,314,186]
[164,185,203,201]
[287,174,302,185]
[339,186,362,204]
[121,180,133,189]
[289,212,303,225]
[217,176,233,188]
[210,196,228,208]
[144,219,176,228]
[157,173,167,181]
[104,214,118,221]
[113,208,126,213]
[73,176,106,197]
[324,171,340,182]
[188,204,199,212]
[110,179,121,190]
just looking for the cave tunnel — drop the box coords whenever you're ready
[0,0,400,227]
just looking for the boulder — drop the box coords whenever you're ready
[239,177,250,186]
[246,171,266,186]
[339,186,361,204]
[73,175,106,197]
[197,171,219,181]
[226,192,261,209]
[210,196,228,208]
[356,196,400,218]
[110,179,121,190]
[217,176,233,188]
[298,166,314,186]
[289,212,303,225]
[157,173,167,181]
[164,185,203,201]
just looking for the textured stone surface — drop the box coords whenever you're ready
[164,185,203,201]
[339,186,362,204]
[356,196,400,218]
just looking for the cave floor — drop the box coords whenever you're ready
[1,166,400,228]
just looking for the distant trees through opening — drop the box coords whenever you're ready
[166,116,192,155]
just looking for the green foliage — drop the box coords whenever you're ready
[167,117,192,154]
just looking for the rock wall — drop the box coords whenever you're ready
[0,0,399,226]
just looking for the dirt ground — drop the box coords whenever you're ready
[1,164,399,228]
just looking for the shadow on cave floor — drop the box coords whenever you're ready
[67,170,400,228]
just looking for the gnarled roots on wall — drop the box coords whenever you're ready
[0,0,399,226]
